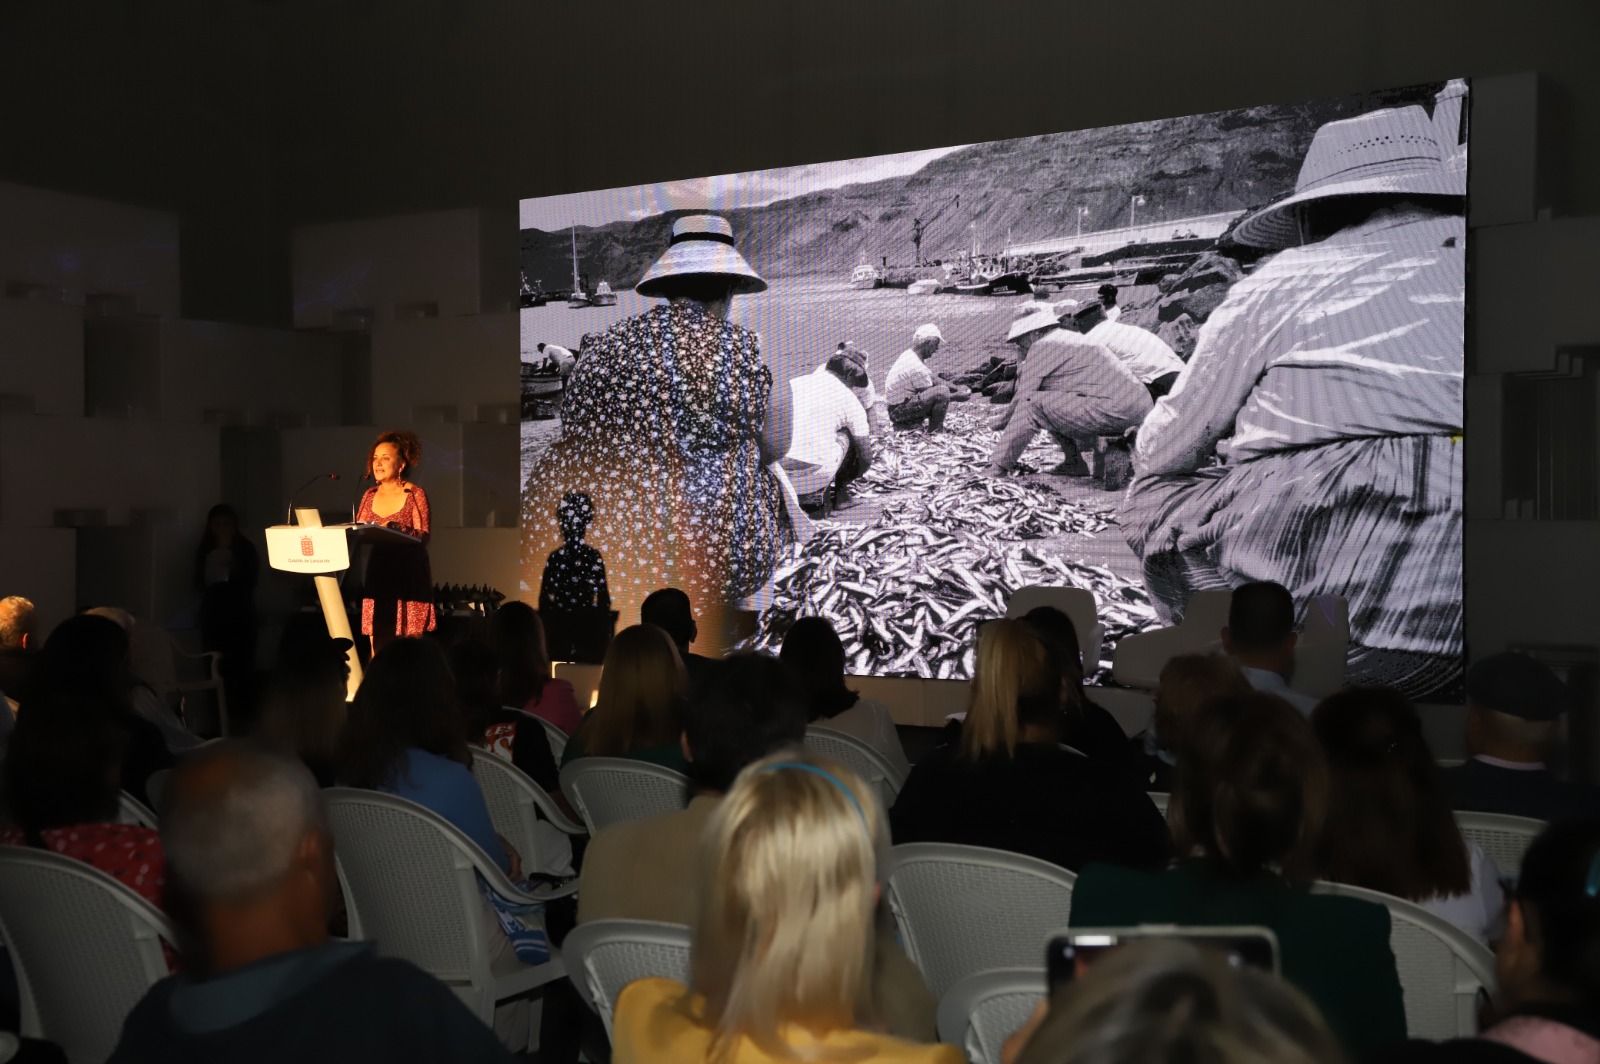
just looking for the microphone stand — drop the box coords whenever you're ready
[286,473,341,525]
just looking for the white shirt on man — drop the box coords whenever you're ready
[1239,666,1320,717]
[884,348,934,408]
[784,367,869,495]
[1088,320,1184,384]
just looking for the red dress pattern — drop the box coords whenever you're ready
[356,484,437,637]
[0,821,167,912]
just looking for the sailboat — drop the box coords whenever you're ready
[566,226,592,308]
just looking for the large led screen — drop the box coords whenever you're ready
[519,79,1468,696]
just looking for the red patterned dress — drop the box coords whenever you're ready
[0,821,167,911]
[356,483,437,638]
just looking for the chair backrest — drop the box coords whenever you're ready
[804,725,906,810]
[558,757,690,835]
[469,745,580,876]
[117,790,159,829]
[536,715,571,762]
[1453,810,1544,882]
[936,968,1046,1064]
[561,919,692,1038]
[1006,585,1104,674]
[1311,879,1496,1039]
[0,846,176,1063]
[885,842,1076,1000]
[1147,790,1170,818]
[323,787,513,1021]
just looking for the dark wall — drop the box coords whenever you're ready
[2,0,1597,325]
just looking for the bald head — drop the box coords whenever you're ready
[163,741,327,902]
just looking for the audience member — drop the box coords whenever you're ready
[1018,605,1145,780]
[1383,817,1600,1063]
[193,503,259,714]
[560,623,687,771]
[1442,652,1600,822]
[107,742,514,1063]
[1004,939,1345,1064]
[1070,692,1406,1058]
[641,587,718,697]
[1,690,168,913]
[253,624,351,787]
[610,751,959,1063]
[1129,652,1251,790]
[890,619,1169,873]
[85,606,204,754]
[0,593,37,714]
[579,653,936,1039]
[1222,581,1318,715]
[1314,686,1503,943]
[780,616,908,774]
[490,601,580,736]
[34,614,174,806]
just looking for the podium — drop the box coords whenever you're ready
[265,508,422,700]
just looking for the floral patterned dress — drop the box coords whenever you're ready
[356,484,437,638]
[520,301,784,641]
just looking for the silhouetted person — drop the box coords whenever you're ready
[1222,581,1316,715]
[640,587,717,698]
[539,491,612,662]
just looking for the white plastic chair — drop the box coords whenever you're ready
[885,842,1076,1000]
[558,758,689,835]
[117,790,159,829]
[1311,879,1496,1039]
[1147,790,1170,818]
[1453,811,1544,881]
[561,919,692,1038]
[536,715,570,763]
[937,968,1046,1064]
[1006,585,1104,674]
[323,788,573,1023]
[470,745,585,878]
[0,847,176,1064]
[804,725,907,811]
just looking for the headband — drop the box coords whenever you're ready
[760,761,867,825]
[669,229,736,247]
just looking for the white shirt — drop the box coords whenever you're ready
[542,344,575,373]
[785,367,869,473]
[884,347,934,407]
[1088,320,1185,384]
[1239,665,1320,717]
[1416,844,1505,945]
[852,378,889,433]
[1103,304,1121,321]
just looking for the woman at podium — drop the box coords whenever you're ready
[355,430,436,654]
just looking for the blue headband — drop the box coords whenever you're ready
[760,762,867,825]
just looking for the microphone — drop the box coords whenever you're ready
[286,472,341,524]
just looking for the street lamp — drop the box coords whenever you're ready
[1077,205,1089,238]
[1130,194,1147,231]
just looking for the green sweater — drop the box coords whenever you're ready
[1070,860,1407,1059]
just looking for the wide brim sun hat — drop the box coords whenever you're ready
[636,213,767,297]
[1231,105,1467,250]
[1006,302,1063,342]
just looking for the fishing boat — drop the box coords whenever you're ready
[591,280,617,307]
[849,264,882,290]
[520,362,566,420]
[566,226,592,308]
[907,278,940,296]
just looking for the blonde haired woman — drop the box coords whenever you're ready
[559,623,688,771]
[890,620,1168,872]
[611,752,959,1064]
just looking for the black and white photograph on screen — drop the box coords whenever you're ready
[519,78,1468,696]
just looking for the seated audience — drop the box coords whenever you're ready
[1402,817,1600,1064]
[780,616,908,774]
[1443,651,1600,822]
[1129,652,1251,791]
[2,690,168,913]
[107,742,514,1063]
[1314,686,1503,943]
[1018,605,1145,780]
[490,601,580,736]
[1003,939,1344,1064]
[560,623,687,771]
[1222,581,1318,716]
[579,653,936,1039]
[641,587,718,698]
[890,619,1169,873]
[1070,691,1406,1058]
[253,625,351,787]
[0,593,37,722]
[610,751,958,1063]
[34,614,174,806]
[86,606,205,754]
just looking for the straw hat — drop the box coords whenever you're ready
[636,214,767,297]
[1231,105,1466,250]
[1006,301,1062,342]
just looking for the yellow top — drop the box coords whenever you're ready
[613,978,964,1064]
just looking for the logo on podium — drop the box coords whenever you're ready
[299,535,315,557]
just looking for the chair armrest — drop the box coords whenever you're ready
[529,789,588,836]
[472,846,579,905]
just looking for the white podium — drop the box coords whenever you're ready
[264,508,422,700]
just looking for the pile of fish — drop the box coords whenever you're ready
[899,476,1114,540]
[854,402,1067,499]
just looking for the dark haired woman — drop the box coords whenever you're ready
[1313,686,1504,944]
[1070,691,1405,1059]
[355,429,435,656]
[194,502,259,708]
[780,616,906,774]
[491,601,581,736]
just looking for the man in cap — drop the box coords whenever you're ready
[884,323,951,431]
[985,303,1151,476]
[834,341,888,433]
[1068,303,1186,399]
[782,353,875,512]
[535,341,575,377]
[1441,652,1600,823]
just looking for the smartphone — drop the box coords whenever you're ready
[1046,926,1279,992]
